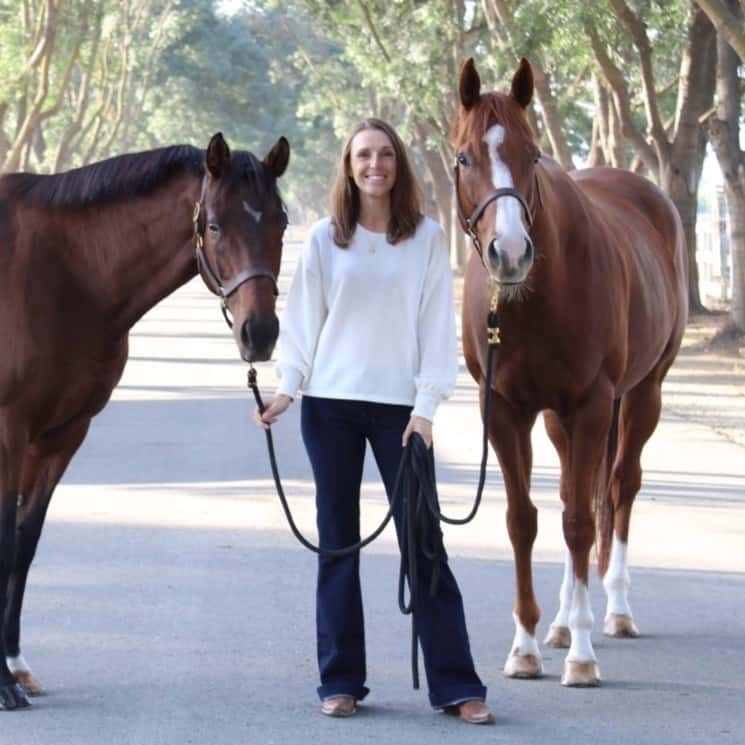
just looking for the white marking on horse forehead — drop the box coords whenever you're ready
[482,123,527,256]
[242,200,262,224]
[483,124,513,188]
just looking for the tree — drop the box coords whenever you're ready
[695,0,745,60]
[0,0,180,173]
[705,0,745,332]
[0,0,331,223]
[587,1,717,312]
[276,0,499,268]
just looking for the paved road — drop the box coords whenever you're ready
[4,237,745,745]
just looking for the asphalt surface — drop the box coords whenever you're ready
[3,235,745,745]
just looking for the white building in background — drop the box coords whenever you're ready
[697,152,732,307]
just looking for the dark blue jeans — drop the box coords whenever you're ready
[301,395,486,708]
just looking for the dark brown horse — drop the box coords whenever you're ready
[452,58,687,686]
[0,132,289,709]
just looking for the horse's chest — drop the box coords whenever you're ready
[28,340,128,438]
[494,345,585,412]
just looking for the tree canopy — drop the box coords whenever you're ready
[0,0,740,318]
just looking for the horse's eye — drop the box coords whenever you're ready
[457,153,469,166]
[208,223,220,234]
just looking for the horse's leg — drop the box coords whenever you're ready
[5,418,91,696]
[485,390,542,678]
[542,412,572,649]
[602,376,662,638]
[559,382,614,687]
[0,419,30,710]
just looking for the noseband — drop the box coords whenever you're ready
[192,201,279,328]
[453,159,535,260]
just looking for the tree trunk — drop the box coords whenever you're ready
[589,3,716,311]
[725,187,745,330]
[695,0,745,60]
[669,4,717,311]
[418,142,453,244]
[531,63,575,170]
[587,78,607,168]
[2,0,59,172]
[607,95,628,168]
[587,114,606,167]
[707,0,745,329]
[662,157,704,312]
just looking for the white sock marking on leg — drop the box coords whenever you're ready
[603,535,632,618]
[566,581,596,663]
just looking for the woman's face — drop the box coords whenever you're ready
[348,128,397,201]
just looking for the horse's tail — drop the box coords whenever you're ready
[596,397,621,577]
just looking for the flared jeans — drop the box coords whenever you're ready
[300,395,486,708]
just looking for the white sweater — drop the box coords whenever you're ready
[275,216,458,421]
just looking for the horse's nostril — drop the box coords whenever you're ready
[240,321,251,351]
[524,238,534,264]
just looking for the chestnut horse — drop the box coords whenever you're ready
[451,58,687,686]
[0,132,289,709]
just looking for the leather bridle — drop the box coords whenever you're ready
[192,200,279,329]
[453,157,537,261]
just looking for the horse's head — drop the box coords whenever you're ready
[451,58,540,288]
[195,132,289,362]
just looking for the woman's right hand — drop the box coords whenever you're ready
[253,394,293,429]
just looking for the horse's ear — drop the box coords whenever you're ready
[206,132,231,178]
[459,58,481,111]
[510,58,534,109]
[264,136,290,179]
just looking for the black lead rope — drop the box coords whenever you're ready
[248,367,403,557]
[246,297,499,689]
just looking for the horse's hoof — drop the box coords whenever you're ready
[0,682,31,710]
[14,670,44,697]
[503,651,544,678]
[561,660,601,687]
[604,613,639,638]
[543,625,571,648]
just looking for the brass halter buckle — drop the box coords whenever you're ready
[487,286,500,346]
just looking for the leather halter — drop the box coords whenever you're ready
[453,159,535,260]
[192,201,279,327]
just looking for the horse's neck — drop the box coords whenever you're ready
[532,164,584,273]
[513,164,589,321]
[73,173,200,335]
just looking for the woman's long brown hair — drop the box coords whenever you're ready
[329,118,423,247]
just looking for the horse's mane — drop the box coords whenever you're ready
[451,91,535,153]
[0,145,206,208]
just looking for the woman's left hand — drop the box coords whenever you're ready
[402,415,433,448]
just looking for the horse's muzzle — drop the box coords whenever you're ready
[238,314,279,362]
[488,236,534,285]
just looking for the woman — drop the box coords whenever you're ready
[255,119,494,725]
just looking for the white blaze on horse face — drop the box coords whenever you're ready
[603,535,633,618]
[242,200,263,224]
[482,124,530,269]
